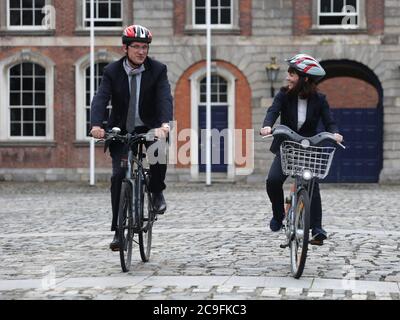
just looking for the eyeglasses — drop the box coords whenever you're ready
[128,44,149,51]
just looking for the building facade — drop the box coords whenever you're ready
[0,0,399,183]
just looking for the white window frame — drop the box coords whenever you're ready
[75,50,120,142]
[83,62,112,138]
[185,0,240,33]
[192,0,233,29]
[0,50,54,142]
[318,0,359,29]
[6,0,54,31]
[189,65,236,180]
[82,0,123,31]
[9,63,47,138]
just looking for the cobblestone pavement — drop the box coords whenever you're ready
[0,182,399,300]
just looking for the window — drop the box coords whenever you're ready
[83,0,122,28]
[184,0,239,33]
[200,75,228,104]
[0,51,54,142]
[318,0,359,28]
[9,63,47,137]
[7,0,47,29]
[74,50,118,141]
[84,63,111,136]
[194,0,232,26]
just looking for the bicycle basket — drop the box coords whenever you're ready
[279,140,336,179]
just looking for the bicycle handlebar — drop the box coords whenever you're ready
[92,127,158,145]
[262,125,346,149]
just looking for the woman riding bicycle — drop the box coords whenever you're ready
[260,53,343,244]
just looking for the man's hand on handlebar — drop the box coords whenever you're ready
[154,123,170,139]
[90,126,105,139]
[260,126,272,136]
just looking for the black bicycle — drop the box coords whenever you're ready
[264,125,345,278]
[103,127,157,272]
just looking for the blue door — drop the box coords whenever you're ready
[198,106,228,172]
[322,108,383,183]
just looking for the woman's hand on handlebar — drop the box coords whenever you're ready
[90,126,105,139]
[334,133,343,144]
[260,126,272,136]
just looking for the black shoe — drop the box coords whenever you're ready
[109,231,120,251]
[152,192,166,214]
[310,227,327,245]
[269,214,284,232]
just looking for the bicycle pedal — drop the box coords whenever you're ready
[279,242,289,249]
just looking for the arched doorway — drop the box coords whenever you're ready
[318,60,383,183]
[174,60,252,181]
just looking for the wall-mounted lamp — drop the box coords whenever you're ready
[265,57,280,98]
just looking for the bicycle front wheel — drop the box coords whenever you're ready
[118,181,133,272]
[290,188,310,279]
[135,171,153,262]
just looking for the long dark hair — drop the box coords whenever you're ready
[281,67,318,99]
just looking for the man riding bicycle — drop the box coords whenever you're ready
[260,54,343,245]
[90,24,173,251]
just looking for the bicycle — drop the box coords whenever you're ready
[264,125,345,278]
[101,127,157,272]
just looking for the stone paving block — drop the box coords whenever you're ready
[192,287,213,293]
[147,287,166,294]
[375,294,394,300]
[216,286,234,293]
[307,290,325,298]
[260,287,281,296]
[236,286,257,293]
[126,287,146,294]
[351,294,368,300]
[284,288,304,296]
[141,294,169,300]
[119,294,140,300]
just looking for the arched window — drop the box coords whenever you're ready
[75,50,119,141]
[9,62,46,137]
[84,62,111,136]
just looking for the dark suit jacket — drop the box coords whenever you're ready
[90,56,173,132]
[262,89,339,154]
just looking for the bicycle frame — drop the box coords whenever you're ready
[125,138,153,233]
[285,176,315,230]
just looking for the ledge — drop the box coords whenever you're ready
[73,140,105,148]
[308,27,368,35]
[0,29,56,37]
[74,28,123,36]
[184,26,241,36]
[0,141,56,147]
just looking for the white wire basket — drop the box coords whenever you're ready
[280,140,336,179]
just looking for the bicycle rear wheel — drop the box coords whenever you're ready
[135,170,153,262]
[290,188,310,279]
[118,181,133,272]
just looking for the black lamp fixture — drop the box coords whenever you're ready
[265,56,280,98]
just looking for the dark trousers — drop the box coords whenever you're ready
[109,127,167,231]
[266,155,323,229]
